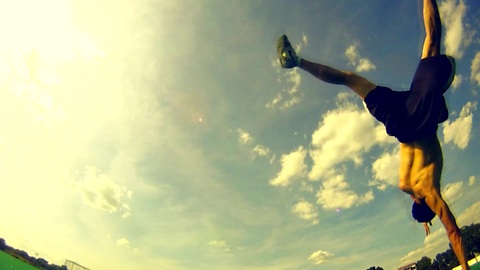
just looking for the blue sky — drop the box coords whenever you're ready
[0,0,479,269]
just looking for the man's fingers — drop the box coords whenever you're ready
[423,223,431,236]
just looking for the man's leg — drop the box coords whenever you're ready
[299,59,376,100]
[422,0,442,59]
[276,35,376,100]
[417,0,455,117]
[413,1,470,268]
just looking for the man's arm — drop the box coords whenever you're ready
[410,136,470,270]
[424,191,469,269]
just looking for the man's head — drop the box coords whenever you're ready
[412,198,436,223]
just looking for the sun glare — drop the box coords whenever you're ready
[0,0,101,62]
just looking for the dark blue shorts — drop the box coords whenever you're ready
[364,55,454,143]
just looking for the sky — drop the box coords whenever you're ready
[0,0,479,269]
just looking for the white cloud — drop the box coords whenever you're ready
[308,249,333,265]
[468,175,476,186]
[451,74,462,91]
[399,227,448,266]
[471,52,480,86]
[236,128,253,145]
[345,42,376,72]
[370,147,400,190]
[442,181,463,203]
[442,101,477,149]
[116,237,138,253]
[269,154,277,164]
[208,240,230,252]
[292,199,319,224]
[439,0,471,58]
[457,201,480,226]
[316,174,374,210]
[76,166,132,217]
[116,238,131,248]
[251,145,271,158]
[208,240,227,248]
[270,146,308,187]
[235,128,273,160]
[309,96,394,180]
[300,182,315,193]
[345,43,358,64]
[270,94,388,211]
[266,68,303,110]
[302,33,308,45]
[356,58,376,72]
[266,92,283,108]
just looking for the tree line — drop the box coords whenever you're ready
[0,238,67,270]
[415,223,480,270]
[366,223,480,270]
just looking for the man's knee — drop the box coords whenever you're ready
[344,72,376,99]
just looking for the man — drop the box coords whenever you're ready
[276,0,470,269]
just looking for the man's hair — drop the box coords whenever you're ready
[412,198,436,223]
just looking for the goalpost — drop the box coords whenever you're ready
[65,260,90,270]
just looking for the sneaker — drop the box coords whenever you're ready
[276,35,300,68]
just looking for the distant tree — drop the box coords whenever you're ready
[426,223,480,269]
[35,258,49,268]
[47,265,68,270]
[12,249,29,259]
[462,223,480,258]
[0,238,6,250]
[366,267,384,270]
[416,256,432,270]
[434,248,456,270]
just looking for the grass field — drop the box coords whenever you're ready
[448,262,480,270]
[0,251,39,270]
[1,248,479,270]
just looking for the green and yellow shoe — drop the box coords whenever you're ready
[276,35,300,68]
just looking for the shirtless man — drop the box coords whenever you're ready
[276,0,470,268]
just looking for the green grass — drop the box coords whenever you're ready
[0,250,39,270]
[1,249,479,270]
